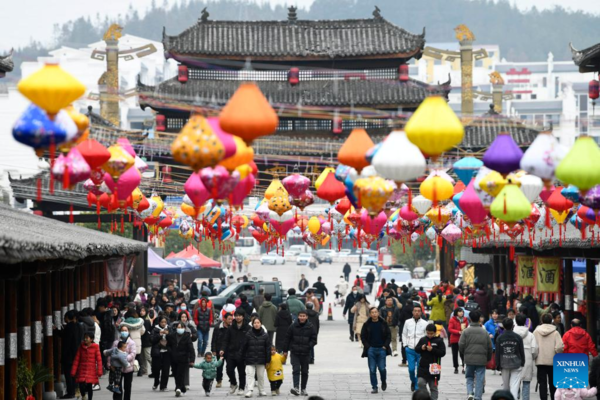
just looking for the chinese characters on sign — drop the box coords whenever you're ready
[516,255,535,292]
[534,257,561,294]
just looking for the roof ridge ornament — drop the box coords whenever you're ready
[373,6,382,20]
[200,7,209,23]
[288,5,297,23]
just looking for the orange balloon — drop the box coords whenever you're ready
[219,83,279,143]
[337,129,374,173]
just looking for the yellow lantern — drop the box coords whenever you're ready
[103,145,134,179]
[315,167,336,190]
[426,206,452,226]
[241,215,250,228]
[478,170,508,197]
[420,176,454,202]
[236,164,252,180]
[181,203,202,219]
[550,209,570,225]
[353,176,394,216]
[18,63,86,115]
[265,179,286,200]
[308,216,321,235]
[172,115,225,171]
[130,188,144,209]
[151,194,165,218]
[219,136,254,171]
[268,187,292,216]
[405,96,464,157]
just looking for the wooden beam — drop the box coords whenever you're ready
[563,259,574,330]
[32,275,43,399]
[586,259,597,344]
[19,276,32,368]
[7,283,17,400]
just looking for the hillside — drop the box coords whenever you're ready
[8,0,600,81]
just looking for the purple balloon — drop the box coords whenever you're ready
[580,185,600,210]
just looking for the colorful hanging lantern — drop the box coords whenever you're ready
[371,130,426,183]
[337,128,374,173]
[353,176,394,216]
[103,144,135,180]
[560,186,580,203]
[556,136,600,192]
[545,186,574,212]
[230,174,256,209]
[308,216,321,235]
[590,79,600,100]
[264,179,286,200]
[282,173,311,197]
[404,96,464,157]
[219,82,279,143]
[473,167,495,208]
[519,174,543,203]
[482,133,523,175]
[104,167,141,204]
[290,190,314,211]
[51,148,91,189]
[316,172,346,205]
[411,195,433,215]
[335,197,352,215]
[18,63,86,115]
[13,105,71,150]
[420,175,453,203]
[478,170,507,197]
[315,167,337,190]
[200,166,240,201]
[520,132,567,185]
[453,157,483,185]
[426,205,452,227]
[184,172,211,208]
[459,180,489,225]
[267,187,292,216]
[490,180,532,223]
[77,139,111,171]
[441,223,462,244]
[219,136,254,171]
[172,115,225,171]
[580,185,600,210]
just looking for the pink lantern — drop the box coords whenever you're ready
[104,167,141,201]
[200,165,241,201]
[270,217,295,236]
[207,117,237,159]
[360,210,387,235]
[184,172,211,207]
[52,148,91,188]
[459,180,488,225]
[539,185,556,204]
[441,223,462,244]
[134,156,148,173]
[290,189,314,210]
[282,174,311,197]
[231,174,257,209]
[84,179,102,195]
[255,201,271,220]
[399,205,419,222]
[321,221,332,235]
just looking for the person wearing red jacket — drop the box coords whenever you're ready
[71,333,103,400]
[354,275,364,290]
[448,308,468,374]
[194,297,214,356]
[563,319,598,357]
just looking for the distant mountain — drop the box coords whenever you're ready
[8,0,600,80]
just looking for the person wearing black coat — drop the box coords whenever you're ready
[220,310,251,395]
[398,295,414,365]
[379,297,401,356]
[95,300,115,371]
[150,317,171,391]
[274,304,292,356]
[305,302,320,364]
[415,324,446,400]
[343,287,360,341]
[312,277,329,303]
[239,318,272,396]
[360,308,392,394]
[590,355,600,400]
[283,311,318,396]
[167,322,195,397]
[139,307,153,376]
[343,263,352,282]
[210,313,232,388]
[237,294,253,322]
[60,310,83,398]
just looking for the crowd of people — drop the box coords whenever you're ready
[342,278,600,400]
[60,278,320,399]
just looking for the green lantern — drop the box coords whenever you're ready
[490,181,531,223]
[556,136,600,191]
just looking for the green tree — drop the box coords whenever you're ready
[389,238,435,271]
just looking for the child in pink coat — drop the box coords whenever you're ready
[554,387,597,400]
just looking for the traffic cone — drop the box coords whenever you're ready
[327,303,333,321]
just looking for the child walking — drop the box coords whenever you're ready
[266,346,287,396]
[194,352,224,397]
[107,341,130,394]
[414,324,446,400]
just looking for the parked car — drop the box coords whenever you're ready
[260,252,285,265]
[313,250,332,264]
[357,265,378,280]
[296,253,312,265]
[365,255,378,266]
[288,245,307,256]
[200,280,287,315]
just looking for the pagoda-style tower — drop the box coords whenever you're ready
[138,7,450,138]
[98,24,123,127]
[0,49,14,78]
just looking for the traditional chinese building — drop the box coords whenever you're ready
[0,49,13,79]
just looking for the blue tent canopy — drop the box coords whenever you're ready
[148,248,200,274]
[572,260,586,274]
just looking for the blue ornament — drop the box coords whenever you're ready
[13,104,69,149]
[561,185,580,203]
[452,192,464,213]
[453,157,483,185]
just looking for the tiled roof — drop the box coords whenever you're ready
[163,17,425,60]
[461,109,542,150]
[138,76,449,109]
[571,42,600,73]
[0,49,14,74]
[0,203,147,264]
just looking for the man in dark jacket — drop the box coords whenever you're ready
[298,274,309,292]
[60,310,83,398]
[473,284,490,319]
[343,286,360,341]
[365,269,376,294]
[459,310,493,400]
[495,318,525,399]
[523,296,540,330]
[237,294,253,322]
[258,293,278,343]
[361,307,392,394]
[343,263,352,282]
[312,277,329,303]
[415,324,446,400]
[387,280,399,299]
[398,294,415,366]
[305,302,320,364]
[95,299,115,372]
[220,310,251,395]
[211,313,233,388]
[283,310,318,396]
[252,288,265,312]
[492,289,508,316]
[379,297,401,356]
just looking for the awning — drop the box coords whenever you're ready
[166,245,221,268]
[572,260,586,274]
[148,247,200,274]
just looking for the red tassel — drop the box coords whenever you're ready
[121,215,124,233]
[509,245,515,261]
[63,165,70,190]
[98,214,101,230]
[36,178,42,202]
[69,204,74,224]
[49,137,56,195]
[408,188,413,210]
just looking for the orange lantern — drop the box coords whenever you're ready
[337,128,374,173]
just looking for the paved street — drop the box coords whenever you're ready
[94,260,504,399]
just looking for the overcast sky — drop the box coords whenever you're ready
[1,0,600,52]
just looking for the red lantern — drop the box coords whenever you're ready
[399,64,409,82]
[76,139,111,171]
[332,116,343,134]
[316,172,346,205]
[161,165,173,184]
[288,67,299,86]
[178,65,189,83]
[155,114,166,132]
[545,186,573,212]
[589,79,599,100]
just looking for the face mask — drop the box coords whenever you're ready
[120,331,129,339]
[352,291,357,295]
[181,305,187,311]
[177,328,185,335]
